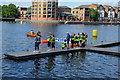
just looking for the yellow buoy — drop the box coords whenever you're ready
[92,30,98,37]
[20,21,23,24]
[92,36,97,40]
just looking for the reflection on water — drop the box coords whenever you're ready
[29,51,87,78]
[31,22,58,27]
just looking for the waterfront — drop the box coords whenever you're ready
[1,21,120,78]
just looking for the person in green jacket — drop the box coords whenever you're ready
[62,40,67,49]
[30,30,34,35]
[47,32,53,48]
[52,35,55,49]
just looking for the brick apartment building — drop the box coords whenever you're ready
[31,0,58,20]
[71,7,90,21]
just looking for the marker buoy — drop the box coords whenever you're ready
[92,30,98,37]
[20,21,23,24]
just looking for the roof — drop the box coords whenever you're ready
[74,5,89,9]
[58,6,71,9]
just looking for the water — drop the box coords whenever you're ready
[1,21,120,78]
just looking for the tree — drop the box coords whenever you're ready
[0,5,2,17]
[90,8,100,21]
[2,4,19,18]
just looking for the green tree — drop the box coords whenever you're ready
[2,4,19,18]
[90,8,100,21]
[2,5,9,17]
[0,5,2,17]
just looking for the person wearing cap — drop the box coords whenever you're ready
[66,32,70,49]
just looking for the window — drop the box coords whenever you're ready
[32,15,34,17]
[48,15,51,18]
[48,12,51,14]
[76,11,78,13]
[52,15,54,18]
[48,4,51,7]
[43,12,46,14]
[48,1,51,3]
[43,8,46,10]
[43,4,46,7]
[43,15,46,18]
[73,11,74,13]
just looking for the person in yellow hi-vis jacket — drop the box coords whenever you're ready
[74,34,79,47]
[81,37,87,47]
[47,32,53,48]
[33,33,41,52]
[62,40,67,49]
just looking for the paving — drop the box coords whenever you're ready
[4,41,120,60]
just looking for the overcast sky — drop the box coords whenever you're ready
[1,0,120,8]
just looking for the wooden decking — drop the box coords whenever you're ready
[4,41,120,60]
[89,41,120,47]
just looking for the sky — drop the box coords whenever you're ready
[1,0,120,8]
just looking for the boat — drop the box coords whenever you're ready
[26,32,37,38]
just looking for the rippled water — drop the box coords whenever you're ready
[1,21,120,78]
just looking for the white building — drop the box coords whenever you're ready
[108,7,115,20]
[97,5,105,20]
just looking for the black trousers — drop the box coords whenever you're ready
[67,39,70,48]
[52,42,55,48]
[35,42,40,50]
[48,41,51,47]
[71,40,74,48]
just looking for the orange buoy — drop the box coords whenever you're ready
[69,44,80,48]
[26,32,36,38]
[69,44,72,47]
[41,40,48,43]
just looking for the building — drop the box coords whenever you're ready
[76,4,120,21]
[97,5,105,20]
[26,6,31,19]
[118,7,120,18]
[71,7,90,21]
[58,6,71,13]
[31,0,58,20]
[18,7,27,19]
[57,6,72,20]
